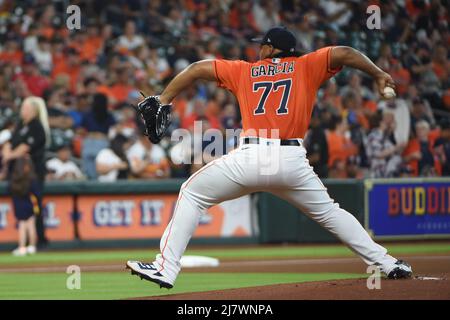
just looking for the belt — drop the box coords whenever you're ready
[243,137,300,146]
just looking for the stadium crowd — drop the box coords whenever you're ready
[0,0,449,181]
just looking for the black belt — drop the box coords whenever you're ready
[243,137,300,146]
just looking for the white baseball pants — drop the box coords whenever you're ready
[153,138,396,283]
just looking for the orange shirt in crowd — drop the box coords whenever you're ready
[205,100,221,118]
[52,62,80,93]
[228,9,258,31]
[444,88,450,109]
[181,114,221,130]
[402,129,441,176]
[432,61,449,82]
[109,84,133,103]
[172,97,188,120]
[326,131,358,167]
[80,36,103,62]
[0,50,23,65]
[406,0,430,18]
[96,85,113,98]
[363,100,377,113]
[38,26,68,40]
[391,67,411,96]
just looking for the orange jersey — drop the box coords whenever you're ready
[214,46,341,139]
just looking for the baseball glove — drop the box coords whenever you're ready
[136,94,172,144]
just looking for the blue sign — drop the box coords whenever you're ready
[365,179,450,238]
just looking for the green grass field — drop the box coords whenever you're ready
[0,272,363,300]
[0,242,449,299]
[1,242,449,266]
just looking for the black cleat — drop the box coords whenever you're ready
[387,260,413,279]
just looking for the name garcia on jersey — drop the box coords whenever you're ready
[251,60,295,78]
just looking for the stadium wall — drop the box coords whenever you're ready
[0,178,449,250]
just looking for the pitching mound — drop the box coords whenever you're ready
[135,276,450,300]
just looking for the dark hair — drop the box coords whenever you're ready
[110,134,130,179]
[92,93,109,123]
[10,157,36,197]
[83,77,100,87]
[368,112,383,130]
[327,115,343,131]
[110,134,129,162]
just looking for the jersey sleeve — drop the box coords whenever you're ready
[214,59,244,94]
[303,46,342,89]
[25,121,46,153]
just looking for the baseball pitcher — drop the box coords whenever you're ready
[127,26,412,289]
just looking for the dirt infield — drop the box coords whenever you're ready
[140,276,450,300]
[128,254,450,300]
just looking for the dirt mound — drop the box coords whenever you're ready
[136,275,450,300]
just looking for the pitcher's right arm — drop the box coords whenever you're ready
[330,46,395,96]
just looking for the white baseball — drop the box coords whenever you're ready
[383,87,396,99]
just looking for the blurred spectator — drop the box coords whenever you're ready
[319,79,343,115]
[96,134,131,182]
[182,98,220,130]
[9,157,38,256]
[0,111,15,180]
[431,44,449,84]
[127,127,170,179]
[80,24,103,63]
[410,97,435,134]
[228,1,259,38]
[46,144,84,181]
[2,97,50,247]
[147,47,172,83]
[14,54,50,97]
[44,88,75,150]
[68,93,90,130]
[366,113,405,178]
[292,14,315,53]
[32,36,52,75]
[117,20,145,52]
[325,115,358,178]
[0,37,23,66]
[109,101,138,139]
[51,47,81,93]
[109,66,135,104]
[81,93,116,179]
[305,116,328,178]
[340,72,375,102]
[390,61,411,97]
[252,0,280,33]
[377,98,411,146]
[403,120,441,177]
[434,118,450,176]
[83,77,101,96]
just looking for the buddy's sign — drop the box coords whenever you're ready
[365,179,450,239]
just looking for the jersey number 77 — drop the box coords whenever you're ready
[252,78,292,115]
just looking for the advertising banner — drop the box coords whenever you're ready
[0,195,74,243]
[365,179,450,239]
[76,194,253,240]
